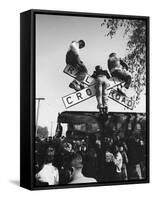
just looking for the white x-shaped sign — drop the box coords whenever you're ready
[62,65,135,110]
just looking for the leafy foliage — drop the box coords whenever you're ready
[101,18,146,103]
[37,126,49,139]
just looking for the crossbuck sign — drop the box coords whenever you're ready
[62,65,135,110]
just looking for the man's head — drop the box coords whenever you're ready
[119,146,124,152]
[46,146,55,163]
[70,153,83,169]
[78,40,85,49]
[63,142,72,152]
[114,145,119,154]
[66,153,83,181]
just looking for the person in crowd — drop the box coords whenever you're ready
[55,122,63,138]
[35,146,59,186]
[139,139,146,179]
[119,145,128,180]
[112,145,123,181]
[82,148,98,180]
[107,53,131,96]
[91,65,110,114]
[63,142,72,152]
[127,137,143,180]
[35,113,146,184]
[104,148,116,181]
[68,153,97,184]
[66,40,88,91]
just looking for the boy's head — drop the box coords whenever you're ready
[95,65,102,71]
[109,53,117,60]
[78,40,85,49]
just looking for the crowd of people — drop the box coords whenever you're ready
[35,113,146,186]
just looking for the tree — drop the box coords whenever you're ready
[37,126,48,139]
[101,18,146,103]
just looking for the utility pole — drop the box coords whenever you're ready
[50,121,53,137]
[35,98,45,137]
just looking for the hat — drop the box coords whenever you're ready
[78,40,85,48]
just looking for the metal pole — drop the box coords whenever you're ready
[35,98,45,137]
[50,121,53,137]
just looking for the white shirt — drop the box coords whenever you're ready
[69,41,80,55]
[105,151,114,162]
[114,152,123,173]
[36,163,59,185]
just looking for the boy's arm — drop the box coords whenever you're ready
[91,70,97,78]
[105,70,111,79]
[120,59,129,70]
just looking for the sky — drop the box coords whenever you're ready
[36,14,146,135]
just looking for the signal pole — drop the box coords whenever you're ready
[50,121,53,137]
[35,98,45,137]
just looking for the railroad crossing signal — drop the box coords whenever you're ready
[62,65,135,110]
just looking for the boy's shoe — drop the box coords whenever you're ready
[103,106,108,113]
[117,88,126,96]
[80,83,85,90]
[97,104,104,114]
[99,108,104,115]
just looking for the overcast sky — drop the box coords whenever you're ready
[36,14,146,135]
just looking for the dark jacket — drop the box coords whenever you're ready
[66,50,87,73]
[91,69,110,79]
[108,58,128,73]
